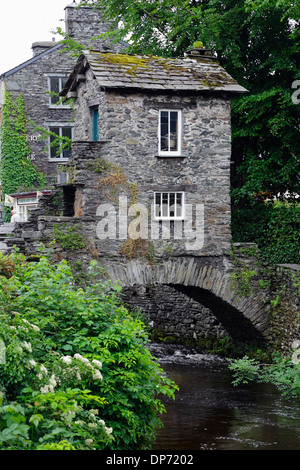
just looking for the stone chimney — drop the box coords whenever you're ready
[64,2,110,46]
[31,39,57,57]
[185,42,216,61]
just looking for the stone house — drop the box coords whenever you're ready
[59,47,247,258]
[0,2,126,221]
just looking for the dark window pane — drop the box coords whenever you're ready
[162,192,169,217]
[160,111,169,151]
[176,193,182,216]
[49,127,59,158]
[62,127,72,159]
[161,111,168,122]
[62,127,72,139]
[50,78,60,104]
[155,193,161,217]
[62,77,68,89]
[170,112,178,150]
[63,148,72,159]
[169,193,175,217]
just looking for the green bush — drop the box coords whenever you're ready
[53,224,86,251]
[0,252,177,450]
[232,201,300,265]
[229,353,300,399]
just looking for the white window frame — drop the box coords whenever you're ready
[18,205,28,222]
[47,123,73,162]
[46,74,70,108]
[17,199,38,222]
[158,109,182,156]
[154,191,185,220]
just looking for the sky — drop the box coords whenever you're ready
[0,0,74,75]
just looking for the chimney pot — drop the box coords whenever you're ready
[185,42,215,61]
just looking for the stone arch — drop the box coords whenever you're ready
[100,256,270,339]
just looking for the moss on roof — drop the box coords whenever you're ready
[63,50,247,95]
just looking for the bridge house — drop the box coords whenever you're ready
[15,45,277,349]
[61,46,247,258]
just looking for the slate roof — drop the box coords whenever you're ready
[62,49,247,96]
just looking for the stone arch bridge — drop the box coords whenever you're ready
[2,213,299,351]
[99,253,271,346]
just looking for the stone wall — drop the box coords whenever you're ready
[122,283,265,349]
[268,264,300,353]
[3,48,75,180]
[123,284,229,346]
[71,80,233,257]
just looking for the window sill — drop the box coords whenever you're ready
[155,155,186,159]
[48,105,72,110]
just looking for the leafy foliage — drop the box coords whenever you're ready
[232,201,300,265]
[0,91,46,221]
[229,353,300,399]
[53,224,86,251]
[0,251,177,449]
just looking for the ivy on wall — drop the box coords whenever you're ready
[0,90,46,221]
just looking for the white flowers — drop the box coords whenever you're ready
[61,355,72,365]
[49,374,57,388]
[92,369,103,380]
[23,341,32,353]
[77,412,114,446]
[40,365,48,375]
[28,359,37,367]
[73,353,85,361]
[60,353,103,381]
[92,359,102,369]
[27,349,104,399]
[40,373,57,394]
[22,319,40,332]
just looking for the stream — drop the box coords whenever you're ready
[150,344,300,451]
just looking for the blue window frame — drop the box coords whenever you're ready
[92,107,99,141]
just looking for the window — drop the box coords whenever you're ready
[18,205,28,222]
[17,196,39,222]
[48,125,73,161]
[158,109,182,156]
[48,76,68,107]
[154,192,184,220]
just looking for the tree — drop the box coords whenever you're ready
[80,0,300,202]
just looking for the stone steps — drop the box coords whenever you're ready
[0,223,15,254]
